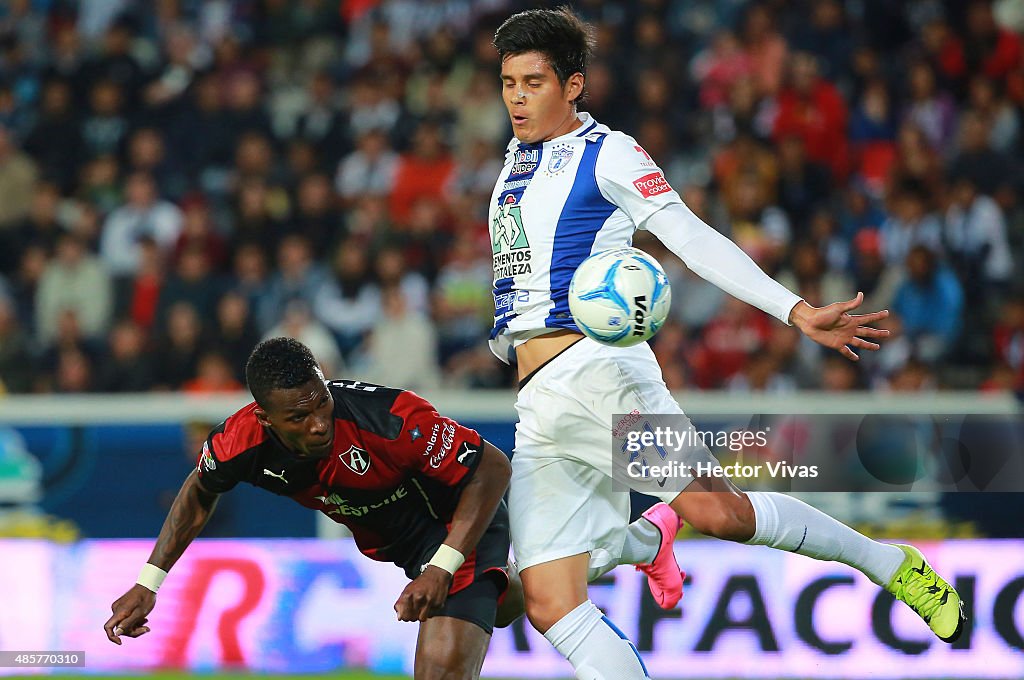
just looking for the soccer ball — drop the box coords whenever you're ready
[568,247,671,347]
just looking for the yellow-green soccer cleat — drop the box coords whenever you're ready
[886,544,966,643]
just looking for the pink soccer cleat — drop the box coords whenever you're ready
[636,503,685,609]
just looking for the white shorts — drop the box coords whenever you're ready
[509,337,720,572]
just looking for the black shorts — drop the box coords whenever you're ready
[414,500,511,634]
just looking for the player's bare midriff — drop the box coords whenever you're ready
[515,329,585,381]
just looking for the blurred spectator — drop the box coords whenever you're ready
[886,358,938,392]
[2,182,65,274]
[334,127,399,205]
[80,79,129,157]
[125,127,188,201]
[0,295,32,393]
[992,296,1024,389]
[229,242,270,307]
[0,124,37,230]
[790,0,852,81]
[100,172,184,276]
[434,233,491,363]
[819,354,863,391]
[850,229,901,314]
[691,297,773,388]
[776,240,853,309]
[152,302,204,390]
[210,291,260,382]
[122,237,164,332]
[891,245,965,361]
[949,110,1017,197]
[95,319,156,393]
[22,79,81,192]
[77,154,122,215]
[290,172,343,254]
[691,31,752,111]
[740,3,788,97]
[155,245,222,325]
[359,286,441,391]
[773,52,849,180]
[879,181,943,265]
[714,131,778,218]
[182,352,243,393]
[264,300,344,377]
[230,178,288,255]
[966,74,1020,152]
[944,174,1014,295]
[172,194,227,271]
[54,347,93,393]
[143,22,208,114]
[964,0,1022,82]
[314,238,378,357]
[903,61,957,153]
[256,234,326,333]
[774,134,832,234]
[35,233,113,347]
[389,121,455,226]
[292,71,348,161]
[726,354,796,393]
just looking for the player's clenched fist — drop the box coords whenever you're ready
[104,584,155,644]
[394,566,453,622]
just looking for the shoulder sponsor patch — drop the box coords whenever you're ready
[199,441,217,471]
[633,172,671,198]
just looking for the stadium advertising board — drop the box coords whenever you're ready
[0,539,1020,677]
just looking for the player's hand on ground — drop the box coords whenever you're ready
[104,584,156,644]
[394,566,452,622]
[789,293,890,361]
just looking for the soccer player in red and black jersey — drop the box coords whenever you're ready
[104,337,522,679]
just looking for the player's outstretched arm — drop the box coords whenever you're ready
[103,470,220,644]
[789,292,890,361]
[394,442,511,622]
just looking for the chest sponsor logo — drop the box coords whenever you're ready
[633,172,671,198]
[263,468,288,484]
[315,486,408,517]
[510,148,539,176]
[547,144,574,174]
[492,195,532,278]
[339,445,371,475]
[424,422,457,469]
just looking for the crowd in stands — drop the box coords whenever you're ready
[0,0,1022,395]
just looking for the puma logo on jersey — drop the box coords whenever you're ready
[263,468,288,484]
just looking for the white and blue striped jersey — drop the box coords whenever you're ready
[488,113,683,363]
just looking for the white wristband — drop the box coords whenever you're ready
[423,544,465,576]
[137,563,168,593]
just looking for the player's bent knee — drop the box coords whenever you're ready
[524,594,579,634]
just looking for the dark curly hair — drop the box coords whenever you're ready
[245,337,320,407]
[493,6,595,104]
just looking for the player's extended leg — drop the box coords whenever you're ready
[521,553,650,679]
[495,560,525,628]
[669,474,966,642]
[414,616,489,680]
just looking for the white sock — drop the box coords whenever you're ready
[587,517,661,581]
[746,491,905,585]
[543,600,650,679]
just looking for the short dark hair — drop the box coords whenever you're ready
[493,6,594,103]
[245,337,320,407]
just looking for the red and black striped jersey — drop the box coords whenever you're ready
[196,379,484,572]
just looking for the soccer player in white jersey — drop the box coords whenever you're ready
[489,8,966,679]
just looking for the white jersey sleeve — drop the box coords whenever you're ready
[594,133,683,227]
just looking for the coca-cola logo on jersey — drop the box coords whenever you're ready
[633,172,671,198]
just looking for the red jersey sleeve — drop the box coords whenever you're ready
[386,391,484,487]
